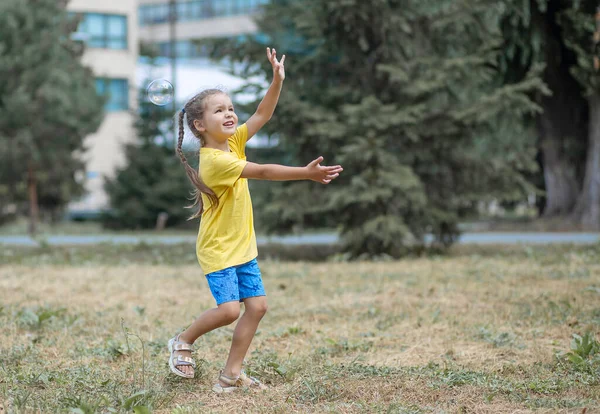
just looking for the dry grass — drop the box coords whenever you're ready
[1,244,599,413]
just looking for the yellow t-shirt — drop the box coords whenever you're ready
[196,124,257,274]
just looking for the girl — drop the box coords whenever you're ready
[169,47,343,393]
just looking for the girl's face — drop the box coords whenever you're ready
[194,93,238,142]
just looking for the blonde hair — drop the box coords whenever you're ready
[176,89,226,219]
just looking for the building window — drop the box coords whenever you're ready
[96,78,129,111]
[156,40,208,59]
[139,0,270,26]
[139,3,170,25]
[77,13,128,50]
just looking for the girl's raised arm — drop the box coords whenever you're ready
[246,47,286,140]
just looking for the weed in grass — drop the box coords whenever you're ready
[476,326,520,348]
[384,403,428,413]
[170,402,207,413]
[146,339,166,356]
[568,332,600,360]
[589,308,600,325]
[341,363,399,378]
[2,246,600,412]
[317,337,373,357]
[287,325,304,335]
[524,396,595,409]
[516,295,581,326]
[97,338,130,359]
[269,324,305,338]
[15,305,66,330]
[62,395,107,414]
[133,306,146,317]
[293,373,346,404]
[375,313,406,331]
[245,348,298,383]
[121,320,149,394]
[549,267,591,280]
[555,331,600,375]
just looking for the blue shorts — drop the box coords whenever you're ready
[205,258,266,305]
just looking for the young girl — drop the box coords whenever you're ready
[168,47,343,393]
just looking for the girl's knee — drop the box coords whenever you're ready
[218,302,240,324]
[245,298,268,317]
[257,302,268,316]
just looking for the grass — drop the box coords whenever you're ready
[0,217,334,237]
[4,214,594,237]
[459,216,595,233]
[1,244,599,413]
[0,218,194,236]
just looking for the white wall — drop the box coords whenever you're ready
[67,0,139,212]
[139,15,257,42]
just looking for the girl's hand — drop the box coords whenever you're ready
[267,47,285,83]
[305,156,343,184]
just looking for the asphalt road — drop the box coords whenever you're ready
[0,232,598,247]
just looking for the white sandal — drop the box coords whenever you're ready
[212,369,267,393]
[167,334,196,379]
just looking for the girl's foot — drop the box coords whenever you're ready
[212,370,267,393]
[168,334,196,378]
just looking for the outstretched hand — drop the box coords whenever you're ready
[306,156,343,184]
[267,47,285,82]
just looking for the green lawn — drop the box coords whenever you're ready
[0,218,333,239]
[2,215,593,237]
[1,244,599,413]
[0,218,192,236]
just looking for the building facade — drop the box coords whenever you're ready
[68,0,267,214]
[136,0,274,149]
[138,0,267,59]
[67,0,139,213]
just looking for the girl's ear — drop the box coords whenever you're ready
[193,119,205,133]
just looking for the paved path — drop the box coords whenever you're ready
[0,232,598,247]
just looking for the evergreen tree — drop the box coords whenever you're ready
[500,0,589,217]
[0,0,104,233]
[215,0,545,257]
[102,85,193,230]
[558,1,600,229]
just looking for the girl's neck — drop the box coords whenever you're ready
[203,135,230,152]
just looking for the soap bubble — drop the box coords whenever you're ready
[147,79,174,106]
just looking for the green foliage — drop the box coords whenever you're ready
[0,0,104,221]
[16,306,67,330]
[558,331,600,373]
[245,348,298,383]
[556,1,599,94]
[476,326,520,348]
[64,395,105,414]
[499,0,593,216]
[568,332,599,361]
[214,0,544,258]
[102,85,193,229]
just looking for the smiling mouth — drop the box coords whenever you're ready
[223,121,235,127]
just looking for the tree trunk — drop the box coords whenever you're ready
[536,0,588,217]
[572,94,600,230]
[27,163,39,236]
[539,125,579,216]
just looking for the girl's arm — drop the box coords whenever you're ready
[245,47,285,140]
[241,156,343,184]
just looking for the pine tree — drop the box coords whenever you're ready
[0,0,105,233]
[500,0,589,217]
[217,0,545,257]
[558,1,600,229]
